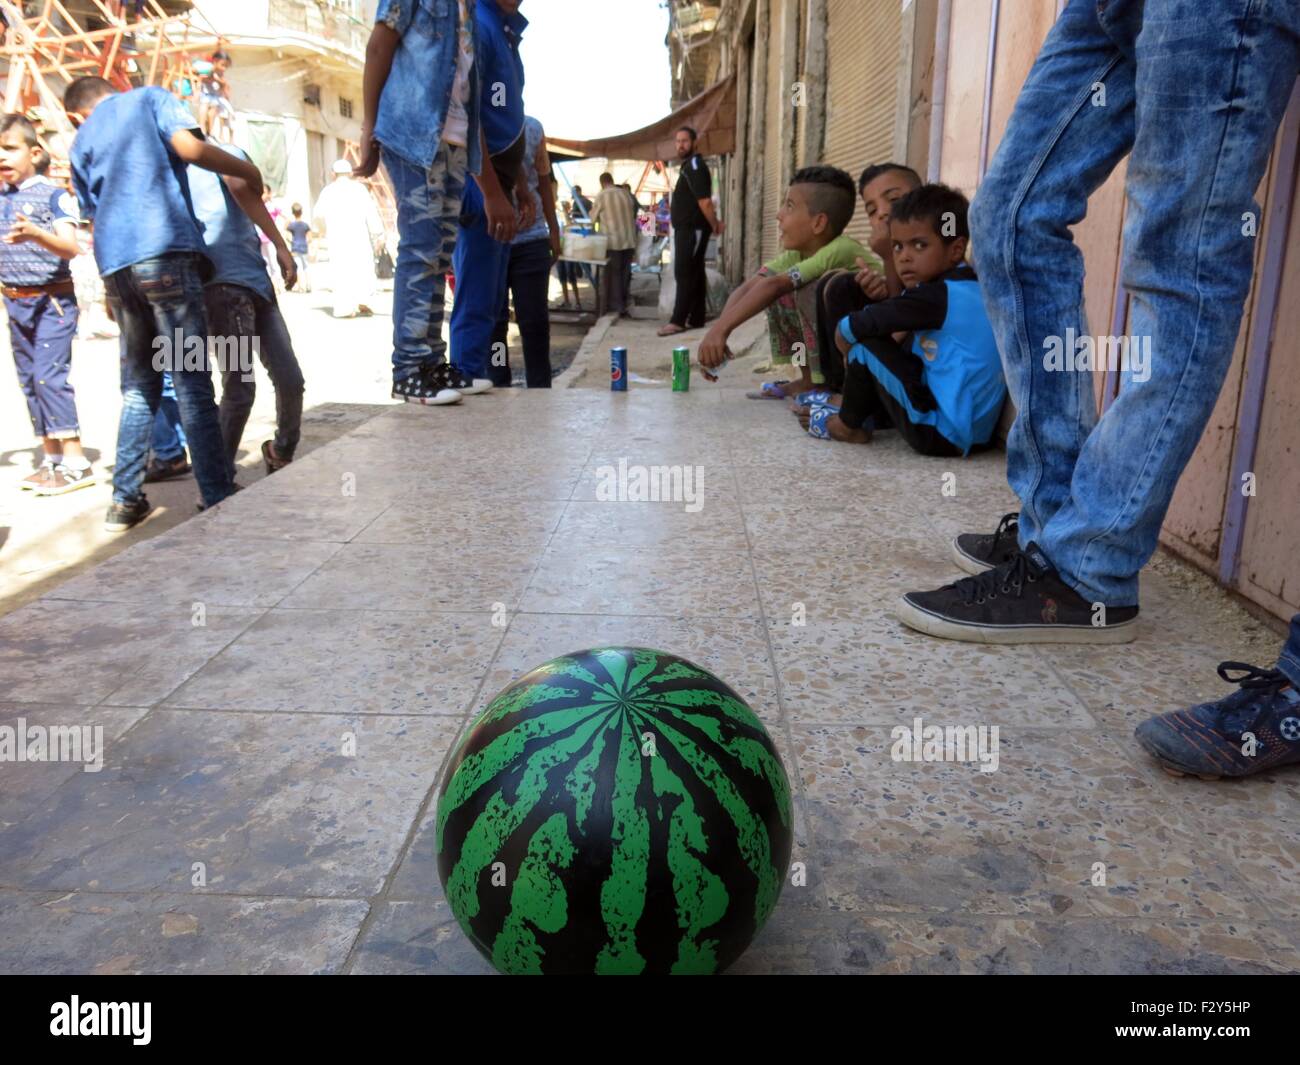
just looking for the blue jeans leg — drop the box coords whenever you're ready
[450,178,511,380]
[107,255,231,508]
[1038,0,1300,605]
[384,143,467,383]
[970,0,1138,560]
[150,371,187,461]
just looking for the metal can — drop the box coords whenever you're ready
[672,347,691,392]
[611,347,628,392]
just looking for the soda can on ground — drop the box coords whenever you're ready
[672,347,691,392]
[611,347,628,392]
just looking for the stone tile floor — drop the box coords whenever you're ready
[0,345,1296,974]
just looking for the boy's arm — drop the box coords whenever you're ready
[841,282,947,344]
[356,23,400,178]
[535,129,562,259]
[223,174,297,290]
[698,272,792,368]
[3,216,80,259]
[171,130,263,195]
[473,127,517,243]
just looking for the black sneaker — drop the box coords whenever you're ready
[896,542,1139,644]
[952,512,1020,576]
[1134,662,1300,779]
[104,495,154,533]
[392,363,462,406]
[144,454,191,482]
[443,364,494,395]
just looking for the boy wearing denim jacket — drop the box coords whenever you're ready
[357,0,524,406]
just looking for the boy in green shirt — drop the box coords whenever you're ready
[698,166,878,397]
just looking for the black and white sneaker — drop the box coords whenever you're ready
[951,512,1020,576]
[897,542,1139,644]
[392,363,463,406]
[104,495,154,533]
[443,365,494,395]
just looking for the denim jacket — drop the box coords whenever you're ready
[373,0,482,176]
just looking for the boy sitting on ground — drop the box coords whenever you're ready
[697,166,878,396]
[805,184,1005,457]
[798,162,923,408]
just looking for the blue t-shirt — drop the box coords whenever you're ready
[69,87,209,277]
[287,219,310,255]
[0,178,79,286]
[513,117,548,246]
[185,145,272,300]
[476,0,527,156]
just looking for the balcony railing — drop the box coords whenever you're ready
[267,0,367,56]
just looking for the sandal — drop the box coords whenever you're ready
[745,380,794,400]
[806,402,841,440]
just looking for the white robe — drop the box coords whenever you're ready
[313,177,382,317]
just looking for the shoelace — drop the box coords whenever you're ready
[1214,661,1289,735]
[955,551,1041,606]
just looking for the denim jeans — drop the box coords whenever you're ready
[970,0,1299,606]
[1279,615,1300,689]
[149,371,186,461]
[206,283,305,479]
[105,254,231,508]
[384,141,467,382]
[490,237,553,388]
[451,177,512,380]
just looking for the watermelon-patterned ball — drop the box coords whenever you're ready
[435,647,793,975]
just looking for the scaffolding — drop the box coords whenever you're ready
[0,0,218,174]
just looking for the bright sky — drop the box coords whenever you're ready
[518,0,672,142]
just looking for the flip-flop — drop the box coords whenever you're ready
[795,389,833,407]
[806,402,841,440]
[745,380,793,400]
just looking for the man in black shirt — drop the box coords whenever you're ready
[659,126,723,336]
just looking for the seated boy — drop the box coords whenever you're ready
[802,162,922,403]
[807,184,1006,457]
[64,76,262,530]
[697,166,878,396]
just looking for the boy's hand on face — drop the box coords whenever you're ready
[276,244,298,290]
[699,326,730,369]
[854,258,888,301]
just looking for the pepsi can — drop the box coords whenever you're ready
[611,347,628,392]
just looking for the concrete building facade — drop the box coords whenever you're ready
[190,0,374,213]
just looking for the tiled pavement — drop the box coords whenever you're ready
[0,345,1296,974]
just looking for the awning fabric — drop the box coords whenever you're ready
[547,75,736,162]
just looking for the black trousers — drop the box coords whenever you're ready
[604,247,633,315]
[491,238,554,388]
[814,270,868,394]
[839,336,962,457]
[671,224,710,328]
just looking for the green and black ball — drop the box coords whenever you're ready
[435,647,793,975]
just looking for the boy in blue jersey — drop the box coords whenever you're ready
[184,145,304,483]
[812,184,1005,458]
[64,76,264,530]
[0,114,93,496]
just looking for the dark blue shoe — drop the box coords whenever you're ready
[1134,662,1300,779]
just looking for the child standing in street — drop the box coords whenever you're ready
[358,0,496,406]
[285,203,312,291]
[65,76,262,530]
[0,114,94,495]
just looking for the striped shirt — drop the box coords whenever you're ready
[591,185,638,251]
